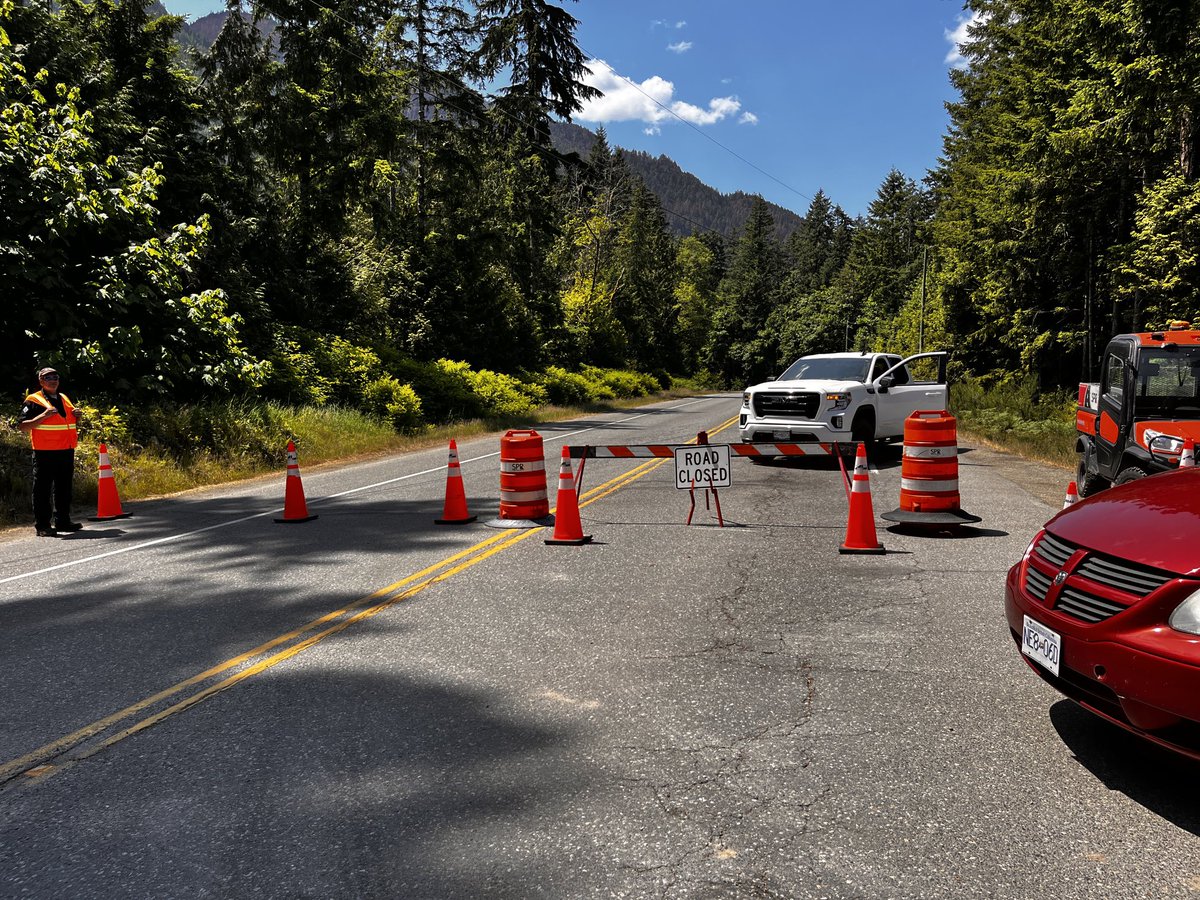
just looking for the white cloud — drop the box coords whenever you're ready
[651,19,687,29]
[945,11,985,69]
[577,59,743,128]
[644,126,661,136]
[739,111,759,125]
[675,20,686,28]
[667,41,693,54]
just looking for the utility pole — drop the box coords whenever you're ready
[919,246,928,353]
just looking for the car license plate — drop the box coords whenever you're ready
[1021,615,1061,677]
[774,430,790,441]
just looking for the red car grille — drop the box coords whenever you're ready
[1024,531,1175,624]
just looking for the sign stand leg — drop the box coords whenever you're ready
[686,478,696,525]
[708,473,724,527]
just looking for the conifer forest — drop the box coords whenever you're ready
[4,0,1200,423]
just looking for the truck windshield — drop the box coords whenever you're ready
[1136,348,1200,416]
[779,357,871,382]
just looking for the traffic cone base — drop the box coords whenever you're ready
[545,447,592,545]
[1062,481,1079,509]
[840,442,885,555]
[1181,439,1196,469]
[435,439,477,525]
[90,442,133,521]
[275,440,318,524]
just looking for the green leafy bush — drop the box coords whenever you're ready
[534,366,597,405]
[389,358,485,423]
[311,336,383,404]
[264,334,331,405]
[445,360,548,418]
[362,376,424,433]
[582,366,661,398]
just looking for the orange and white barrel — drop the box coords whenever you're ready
[898,411,961,513]
[882,410,980,527]
[498,430,550,521]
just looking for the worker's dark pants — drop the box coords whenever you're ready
[32,449,75,529]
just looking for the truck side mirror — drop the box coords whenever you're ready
[877,376,894,393]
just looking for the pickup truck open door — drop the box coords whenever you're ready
[874,352,950,436]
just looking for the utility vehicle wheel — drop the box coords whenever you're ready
[1076,454,1109,497]
[1113,466,1148,486]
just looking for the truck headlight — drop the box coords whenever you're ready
[825,392,851,411]
[742,392,751,408]
[1169,588,1200,635]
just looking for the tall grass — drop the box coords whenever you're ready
[950,375,1076,468]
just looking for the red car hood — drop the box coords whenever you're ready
[1048,469,1200,576]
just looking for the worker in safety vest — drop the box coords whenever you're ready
[17,367,84,537]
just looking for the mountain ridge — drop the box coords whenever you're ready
[550,121,803,240]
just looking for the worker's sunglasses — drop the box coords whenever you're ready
[41,375,59,381]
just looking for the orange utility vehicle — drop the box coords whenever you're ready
[1075,321,1200,496]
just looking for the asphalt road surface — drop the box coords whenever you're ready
[1,394,1197,899]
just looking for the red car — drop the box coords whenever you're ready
[1005,467,1200,759]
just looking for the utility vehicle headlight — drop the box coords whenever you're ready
[742,392,751,408]
[1145,429,1184,453]
[1169,588,1200,635]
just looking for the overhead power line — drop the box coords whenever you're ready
[578,52,814,208]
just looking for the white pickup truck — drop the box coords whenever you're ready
[738,351,950,447]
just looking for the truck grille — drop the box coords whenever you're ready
[752,391,820,419]
[1024,531,1176,624]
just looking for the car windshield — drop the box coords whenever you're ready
[1136,348,1200,416]
[778,357,871,383]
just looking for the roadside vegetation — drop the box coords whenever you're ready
[951,379,1076,470]
[1,366,707,527]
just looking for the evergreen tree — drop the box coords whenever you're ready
[706,197,785,385]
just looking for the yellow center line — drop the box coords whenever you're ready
[0,527,521,784]
[1,419,740,784]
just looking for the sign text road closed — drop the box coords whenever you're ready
[674,445,731,490]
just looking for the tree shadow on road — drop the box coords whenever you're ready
[0,667,582,897]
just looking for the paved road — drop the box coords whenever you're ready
[1,394,1197,898]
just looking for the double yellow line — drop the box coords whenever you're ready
[1,417,739,787]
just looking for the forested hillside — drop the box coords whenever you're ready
[550,121,803,239]
[4,0,1198,437]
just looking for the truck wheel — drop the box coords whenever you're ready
[1075,455,1109,497]
[850,410,876,445]
[1114,466,1148,486]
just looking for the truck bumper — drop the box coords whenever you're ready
[739,417,851,444]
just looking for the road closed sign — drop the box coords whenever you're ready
[674,444,731,490]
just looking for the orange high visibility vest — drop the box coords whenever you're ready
[24,391,78,451]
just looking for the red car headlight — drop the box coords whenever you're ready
[1168,588,1200,635]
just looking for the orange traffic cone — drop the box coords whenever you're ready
[839,443,885,555]
[435,439,476,524]
[1062,481,1079,509]
[1181,439,1196,468]
[274,440,317,523]
[89,442,132,521]
[545,446,591,545]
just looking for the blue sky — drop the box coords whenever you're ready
[164,0,976,218]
